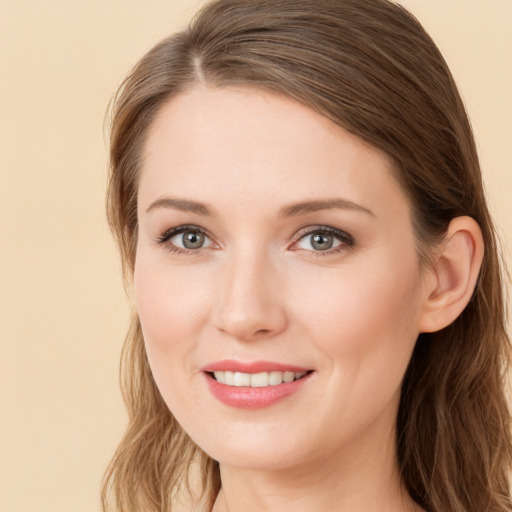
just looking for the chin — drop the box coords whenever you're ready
[185,419,320,472]
[212,445,310,472]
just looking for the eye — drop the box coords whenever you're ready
[292,226,354,254]
[173,229,207,250]
[156,225,214,253]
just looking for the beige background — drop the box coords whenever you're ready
[0,1,510,511]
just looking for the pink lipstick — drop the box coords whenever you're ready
[201,360,313,409]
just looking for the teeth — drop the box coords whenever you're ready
[268,371,283,386]
[283,371,294,383]
[250,372,269,387]
[233,372,251,386]
[213,370,308,387]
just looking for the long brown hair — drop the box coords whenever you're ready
[102,1,511,510]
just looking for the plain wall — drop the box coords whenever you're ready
[0,1,510,511]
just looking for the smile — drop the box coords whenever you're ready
[202,361,314,409]
[211,370,308,387]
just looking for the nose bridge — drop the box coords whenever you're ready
[215,243,287,341]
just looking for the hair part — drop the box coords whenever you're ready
[103,1,512,511]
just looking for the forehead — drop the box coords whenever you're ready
[139,85,409,219]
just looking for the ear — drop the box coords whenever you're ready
[418,216,484,333]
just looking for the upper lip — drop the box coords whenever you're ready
[201,359,312,374]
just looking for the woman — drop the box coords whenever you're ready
[102,0,511,511]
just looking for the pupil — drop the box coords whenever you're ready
[183,231,204,249]
[312,233,333,250]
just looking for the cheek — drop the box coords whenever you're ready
[286,257,423,439]
[133,255,212,389]
[292,254,422,377]
[133,256,216,422]
[135,255,207,339]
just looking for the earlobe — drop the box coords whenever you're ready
[418,216,484,333]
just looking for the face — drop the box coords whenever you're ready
[135,86,429,473]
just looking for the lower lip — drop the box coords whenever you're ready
[204,372,312,409]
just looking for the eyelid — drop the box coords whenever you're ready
[155,224,216,252]
[155,224,354,256]
[289,225,355,254]
[156,224,202,243]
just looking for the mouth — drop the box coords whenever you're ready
[207,370,313,387]
[201,361,315,409]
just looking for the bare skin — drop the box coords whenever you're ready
[136,85,481,512]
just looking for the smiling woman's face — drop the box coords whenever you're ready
[135,86,429,472]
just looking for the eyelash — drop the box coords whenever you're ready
[156,225,210,256]
[293,225,355,257]
[155,224,355,257]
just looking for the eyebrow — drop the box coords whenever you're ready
[279,198,375,218]
[145,196,374,218]
[146,197,216,216]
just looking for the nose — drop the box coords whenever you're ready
[213,250,288,342]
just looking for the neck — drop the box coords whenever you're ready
[211,417,422,512]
